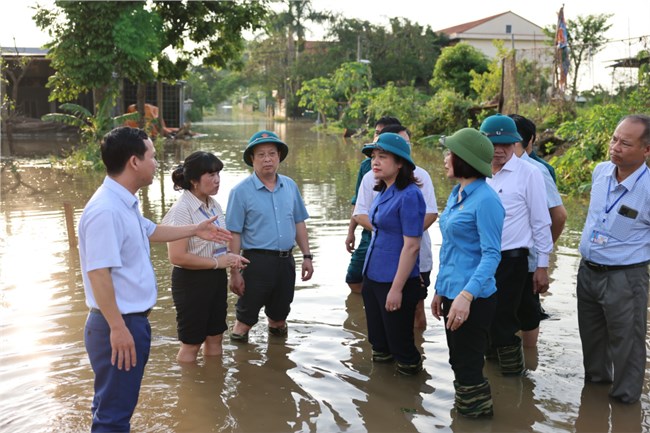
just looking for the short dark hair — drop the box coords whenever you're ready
[508,114,536,149]
[620,114,650,146]
[374,116,401,128]
[171,151,224,191]
[379,124,410,138]
[451,152,485,179]
[101,127,149,175]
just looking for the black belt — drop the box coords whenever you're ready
[243,248,293,258]
[501,248,529,259]
[90,307,152,318]
[583,260,650,273]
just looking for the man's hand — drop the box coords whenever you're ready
[533,267,549,294]
[301,258,314,281]
[229,271,245,296]
[196,217,232,244]
[345,232,356,254]
[110,323,137,371]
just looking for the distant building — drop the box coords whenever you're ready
[437,11,552,66]
[1,46,184,128]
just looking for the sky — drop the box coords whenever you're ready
[2,0,649,91]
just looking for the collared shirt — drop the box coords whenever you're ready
[78,176,158,313]
[226,172,309,251]
[435,179,504,299]
[579,162,650,265]
[521,152,563,271]
[487,155,553,267]
[530,150,557,183]
[521,152,563,208]
[363,183,425,282]
[351,158,371,205]
[354,166,438,272]
[162,189,227,261]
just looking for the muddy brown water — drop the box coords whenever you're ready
[1,114,648,432]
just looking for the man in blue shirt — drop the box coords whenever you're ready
[227,130,314,341]
[577,114,650,404]
[79,127,231,432]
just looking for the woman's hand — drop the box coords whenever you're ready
[446,293,471,331]
[220,253,249,270]
[385,289,402,312]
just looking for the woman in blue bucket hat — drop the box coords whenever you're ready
[431,128,505,417]
[357,132,426,375]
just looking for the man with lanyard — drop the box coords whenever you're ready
[480,114,552,376]
[228,130,314,341]
[577,114,650,404]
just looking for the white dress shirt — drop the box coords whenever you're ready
[487,155,553,267]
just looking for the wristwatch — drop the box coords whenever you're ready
[303,254,314,260]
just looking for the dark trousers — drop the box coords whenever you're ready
[518,272,543,331]
[576,259,649,403]
[85,311,151,433]
[361,276,421,364]
[490,254,528,348]
[237,251,296,326]
[443,294,497,385]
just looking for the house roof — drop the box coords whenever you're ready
[437,12,509,36]
[607,57,650,68]
[437,11,544,38]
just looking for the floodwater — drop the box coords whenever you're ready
[1,113,648,433]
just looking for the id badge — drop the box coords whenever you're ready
[590,230,609,245]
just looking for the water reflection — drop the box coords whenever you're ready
[1,114,649,433]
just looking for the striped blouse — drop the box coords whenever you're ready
[162,189,228,260]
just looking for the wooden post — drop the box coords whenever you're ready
[63,202,77,249]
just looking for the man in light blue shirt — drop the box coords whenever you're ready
[227,130,313,341]
[79,127,231,432]
[577,114,650,404]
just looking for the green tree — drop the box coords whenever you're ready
[566,14,613,97]
[544,13,613,97]
[430,43,489,98]
[326,17,447,88]
[34,1,161,109]
[297,77,337,127]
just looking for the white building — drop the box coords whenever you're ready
[437,11,553,66]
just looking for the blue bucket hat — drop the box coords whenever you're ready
[361,132,415,170]
[479,114,523,144]
[243,130,289,166]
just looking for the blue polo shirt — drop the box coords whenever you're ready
[434,179,504,300]
[226,172,309,251]
[579,162,650,265]
[363,183,425,282]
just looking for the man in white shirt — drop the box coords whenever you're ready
[509,114,567,349]
[353,125,438,329]
[480,114,553,375]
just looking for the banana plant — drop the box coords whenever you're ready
[42,100,139,146]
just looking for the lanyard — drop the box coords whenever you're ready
[198,206,221,227]
[605,166,647,214]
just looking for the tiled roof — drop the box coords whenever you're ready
[437,11,509,36]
